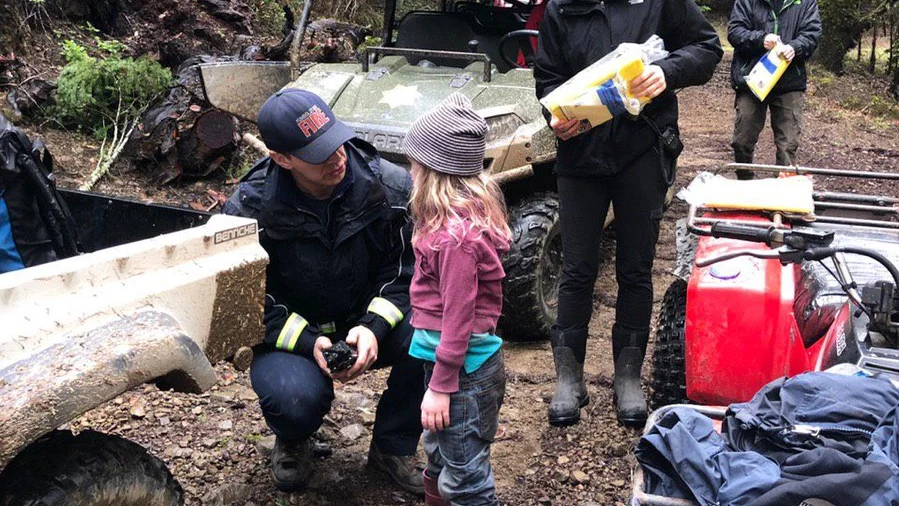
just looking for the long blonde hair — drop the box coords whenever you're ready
[409,164,511,250]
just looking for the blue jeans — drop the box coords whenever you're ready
[423,351,506,506]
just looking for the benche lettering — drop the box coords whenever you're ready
[214,223,258,244]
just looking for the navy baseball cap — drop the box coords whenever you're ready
[257,89,355,164]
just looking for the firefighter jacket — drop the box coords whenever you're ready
[534,0,722,176]
[223,138,413,357]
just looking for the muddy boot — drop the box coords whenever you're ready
[423,470,448,506]
[548,329,589,427]
[367,442,425,495]
[612,325,649,427]
[735,169,756,180]
[270,437,314,492]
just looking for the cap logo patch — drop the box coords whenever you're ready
[296,105,331,138]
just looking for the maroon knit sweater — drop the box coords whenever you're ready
[409,223,508,393]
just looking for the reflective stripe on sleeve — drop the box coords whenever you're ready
[276,313,309,352]
[366,297,404,328]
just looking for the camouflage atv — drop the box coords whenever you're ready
[202,0,567,340]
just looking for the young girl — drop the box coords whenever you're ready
[403,93,512,506]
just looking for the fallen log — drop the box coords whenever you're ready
[130,56,239,184]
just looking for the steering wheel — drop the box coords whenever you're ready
[498,29,539,69]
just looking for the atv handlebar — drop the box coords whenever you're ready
[710,222,775,244]
[709,222,835,250]
[697,245,899,289]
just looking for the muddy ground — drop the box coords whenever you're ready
[54,51,899,506]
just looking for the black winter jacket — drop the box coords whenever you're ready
[534,0,722,176]
[223,139,413,357]
[728,0,821,94]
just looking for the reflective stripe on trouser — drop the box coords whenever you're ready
[367,297,404,328]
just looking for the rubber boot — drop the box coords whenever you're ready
[612,325,649,427]
[548,329,589,427]
[735,169,756,180]
[423,470,448,506]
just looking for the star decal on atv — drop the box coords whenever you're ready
[379,85,422,108]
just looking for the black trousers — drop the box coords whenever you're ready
[250,318,425,456]
[554,148,669,340]
[732,90,805,166]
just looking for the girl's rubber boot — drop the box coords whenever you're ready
[423,470,448,506]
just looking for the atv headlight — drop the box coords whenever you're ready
[484,114,524,146]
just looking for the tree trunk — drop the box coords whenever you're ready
[870,22,878,72]
[0,0,27,54]
[889,5,896,73]
[818,0,874,73]
[130,58,238,184]
[176,110,237,178]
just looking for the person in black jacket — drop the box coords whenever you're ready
[729,0,821,178]
[534,0,722,427]
[223,89,425,494]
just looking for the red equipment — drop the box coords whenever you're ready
[650,164,899,407]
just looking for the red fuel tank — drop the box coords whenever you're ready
[684,234,814,404]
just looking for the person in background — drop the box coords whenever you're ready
[223,89,425,494]
[404,93,511,506]
[534,0,722,427]
[729,0,821,179]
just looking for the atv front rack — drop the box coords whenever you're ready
[687,164,899,236]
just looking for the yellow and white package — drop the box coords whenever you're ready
[745,45,791,101]
[540,35,669,131]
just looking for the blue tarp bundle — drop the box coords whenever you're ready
[635,372,899,506]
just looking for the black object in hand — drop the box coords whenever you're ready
[323,341,358,373]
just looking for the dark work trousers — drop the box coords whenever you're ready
[250,318,425,456]
[732,90,805,167]
[554,148,669,342]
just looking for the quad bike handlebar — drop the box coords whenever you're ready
[710,222,835,250]
[709,222,776,244]
[699,226,899,344]
[699,224,899,291]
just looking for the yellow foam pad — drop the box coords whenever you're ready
[619,58,645,82]
[701,176,815,214]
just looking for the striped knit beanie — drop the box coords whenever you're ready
[403,93,487,176]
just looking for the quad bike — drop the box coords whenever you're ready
[651,163,899,407]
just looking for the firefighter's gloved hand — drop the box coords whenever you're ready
[333,326,378,383]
